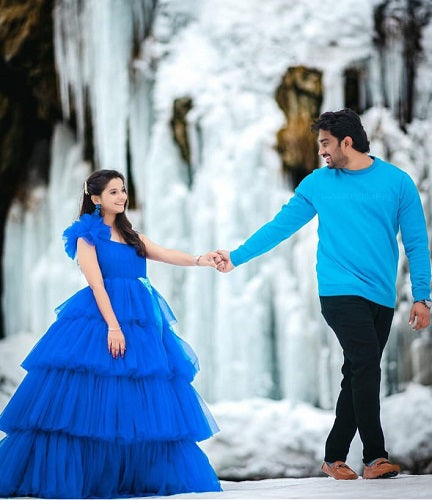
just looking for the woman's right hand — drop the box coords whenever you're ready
[108,328,126,358]
[198,251,221,268]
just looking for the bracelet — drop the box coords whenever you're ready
[108,326,122,331]
[194,255,201,266]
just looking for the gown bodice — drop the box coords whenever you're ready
[59,212,175,326]
[96,239,147,280]
[63,212,147,280]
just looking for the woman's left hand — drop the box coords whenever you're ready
[108,329,126,358]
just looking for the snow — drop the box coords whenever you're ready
[198,385,432,480]
[165,475,432,499]
[0,332,37,415]
[5,476,432,499]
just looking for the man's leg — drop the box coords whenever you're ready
[323,354,357,463]
[355,300,393,463]
[320,295,393,464]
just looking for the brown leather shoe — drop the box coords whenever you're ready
[322,461,359,480]
[362,458,400,479]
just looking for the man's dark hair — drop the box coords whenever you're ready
[311,108,370,153]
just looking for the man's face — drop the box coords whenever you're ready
[317,129,348,169]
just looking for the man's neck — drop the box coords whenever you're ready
[344,153,374,171]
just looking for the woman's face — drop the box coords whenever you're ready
[98,177,127,215]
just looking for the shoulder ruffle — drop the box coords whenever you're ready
[62,213,111,259]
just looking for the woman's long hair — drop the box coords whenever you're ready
[80,169,146,256]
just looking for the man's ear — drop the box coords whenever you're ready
[343,136,353,148]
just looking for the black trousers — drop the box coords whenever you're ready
[320,295,394,464]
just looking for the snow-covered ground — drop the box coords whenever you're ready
[200,384,432,480]
[6,476,432,500]
[5,476,432,500]
[166,475,432,499]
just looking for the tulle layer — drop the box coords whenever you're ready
[55,277,174,326]
[22,315,198,381]
[62,213,111,261]
[0,367,218,442]
[0,430,221,498]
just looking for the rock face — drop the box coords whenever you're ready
[0,0,60,337]
[275,66,323,187]
[170,96,194,187]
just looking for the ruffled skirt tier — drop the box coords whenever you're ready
[0,278,221,497]
[0,431,219,498]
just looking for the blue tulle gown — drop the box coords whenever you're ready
[0,213,221,498]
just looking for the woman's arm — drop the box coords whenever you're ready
[139,234,219,267]
[77,238,125,358]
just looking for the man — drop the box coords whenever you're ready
[216,109,431,480]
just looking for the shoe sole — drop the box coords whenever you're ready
[364,470,399,479]
[324,475,358,480]
[322,467,358,480]
[323,470,358,480]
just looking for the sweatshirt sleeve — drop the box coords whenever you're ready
[399,174,431,301]
[230,191,317,267]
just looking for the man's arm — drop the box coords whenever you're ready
[217,192,317,272]
[399,176,431,330]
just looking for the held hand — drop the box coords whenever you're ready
[108,328,126,358]
[216,249,234,273]
[198,251,221,268]
[409,302,431,331]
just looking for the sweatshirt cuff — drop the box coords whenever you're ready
[230,250,242,267]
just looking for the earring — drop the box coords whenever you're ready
[94,203,101,216]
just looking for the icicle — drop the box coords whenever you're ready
[54,0,86,141]
[53,0,157,173]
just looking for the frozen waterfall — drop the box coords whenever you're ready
[2,0,432,408]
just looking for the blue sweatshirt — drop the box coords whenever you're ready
[230,157,431,307]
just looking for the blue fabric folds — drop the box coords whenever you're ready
[62,213,111,260]
[0,213,221,498]
[138,277,178,326]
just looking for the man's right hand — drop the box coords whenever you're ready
[216,249,234,273]
[409,301,431,331]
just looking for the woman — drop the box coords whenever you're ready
[0,169,222,498]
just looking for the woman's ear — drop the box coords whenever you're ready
[91,195,100,206]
